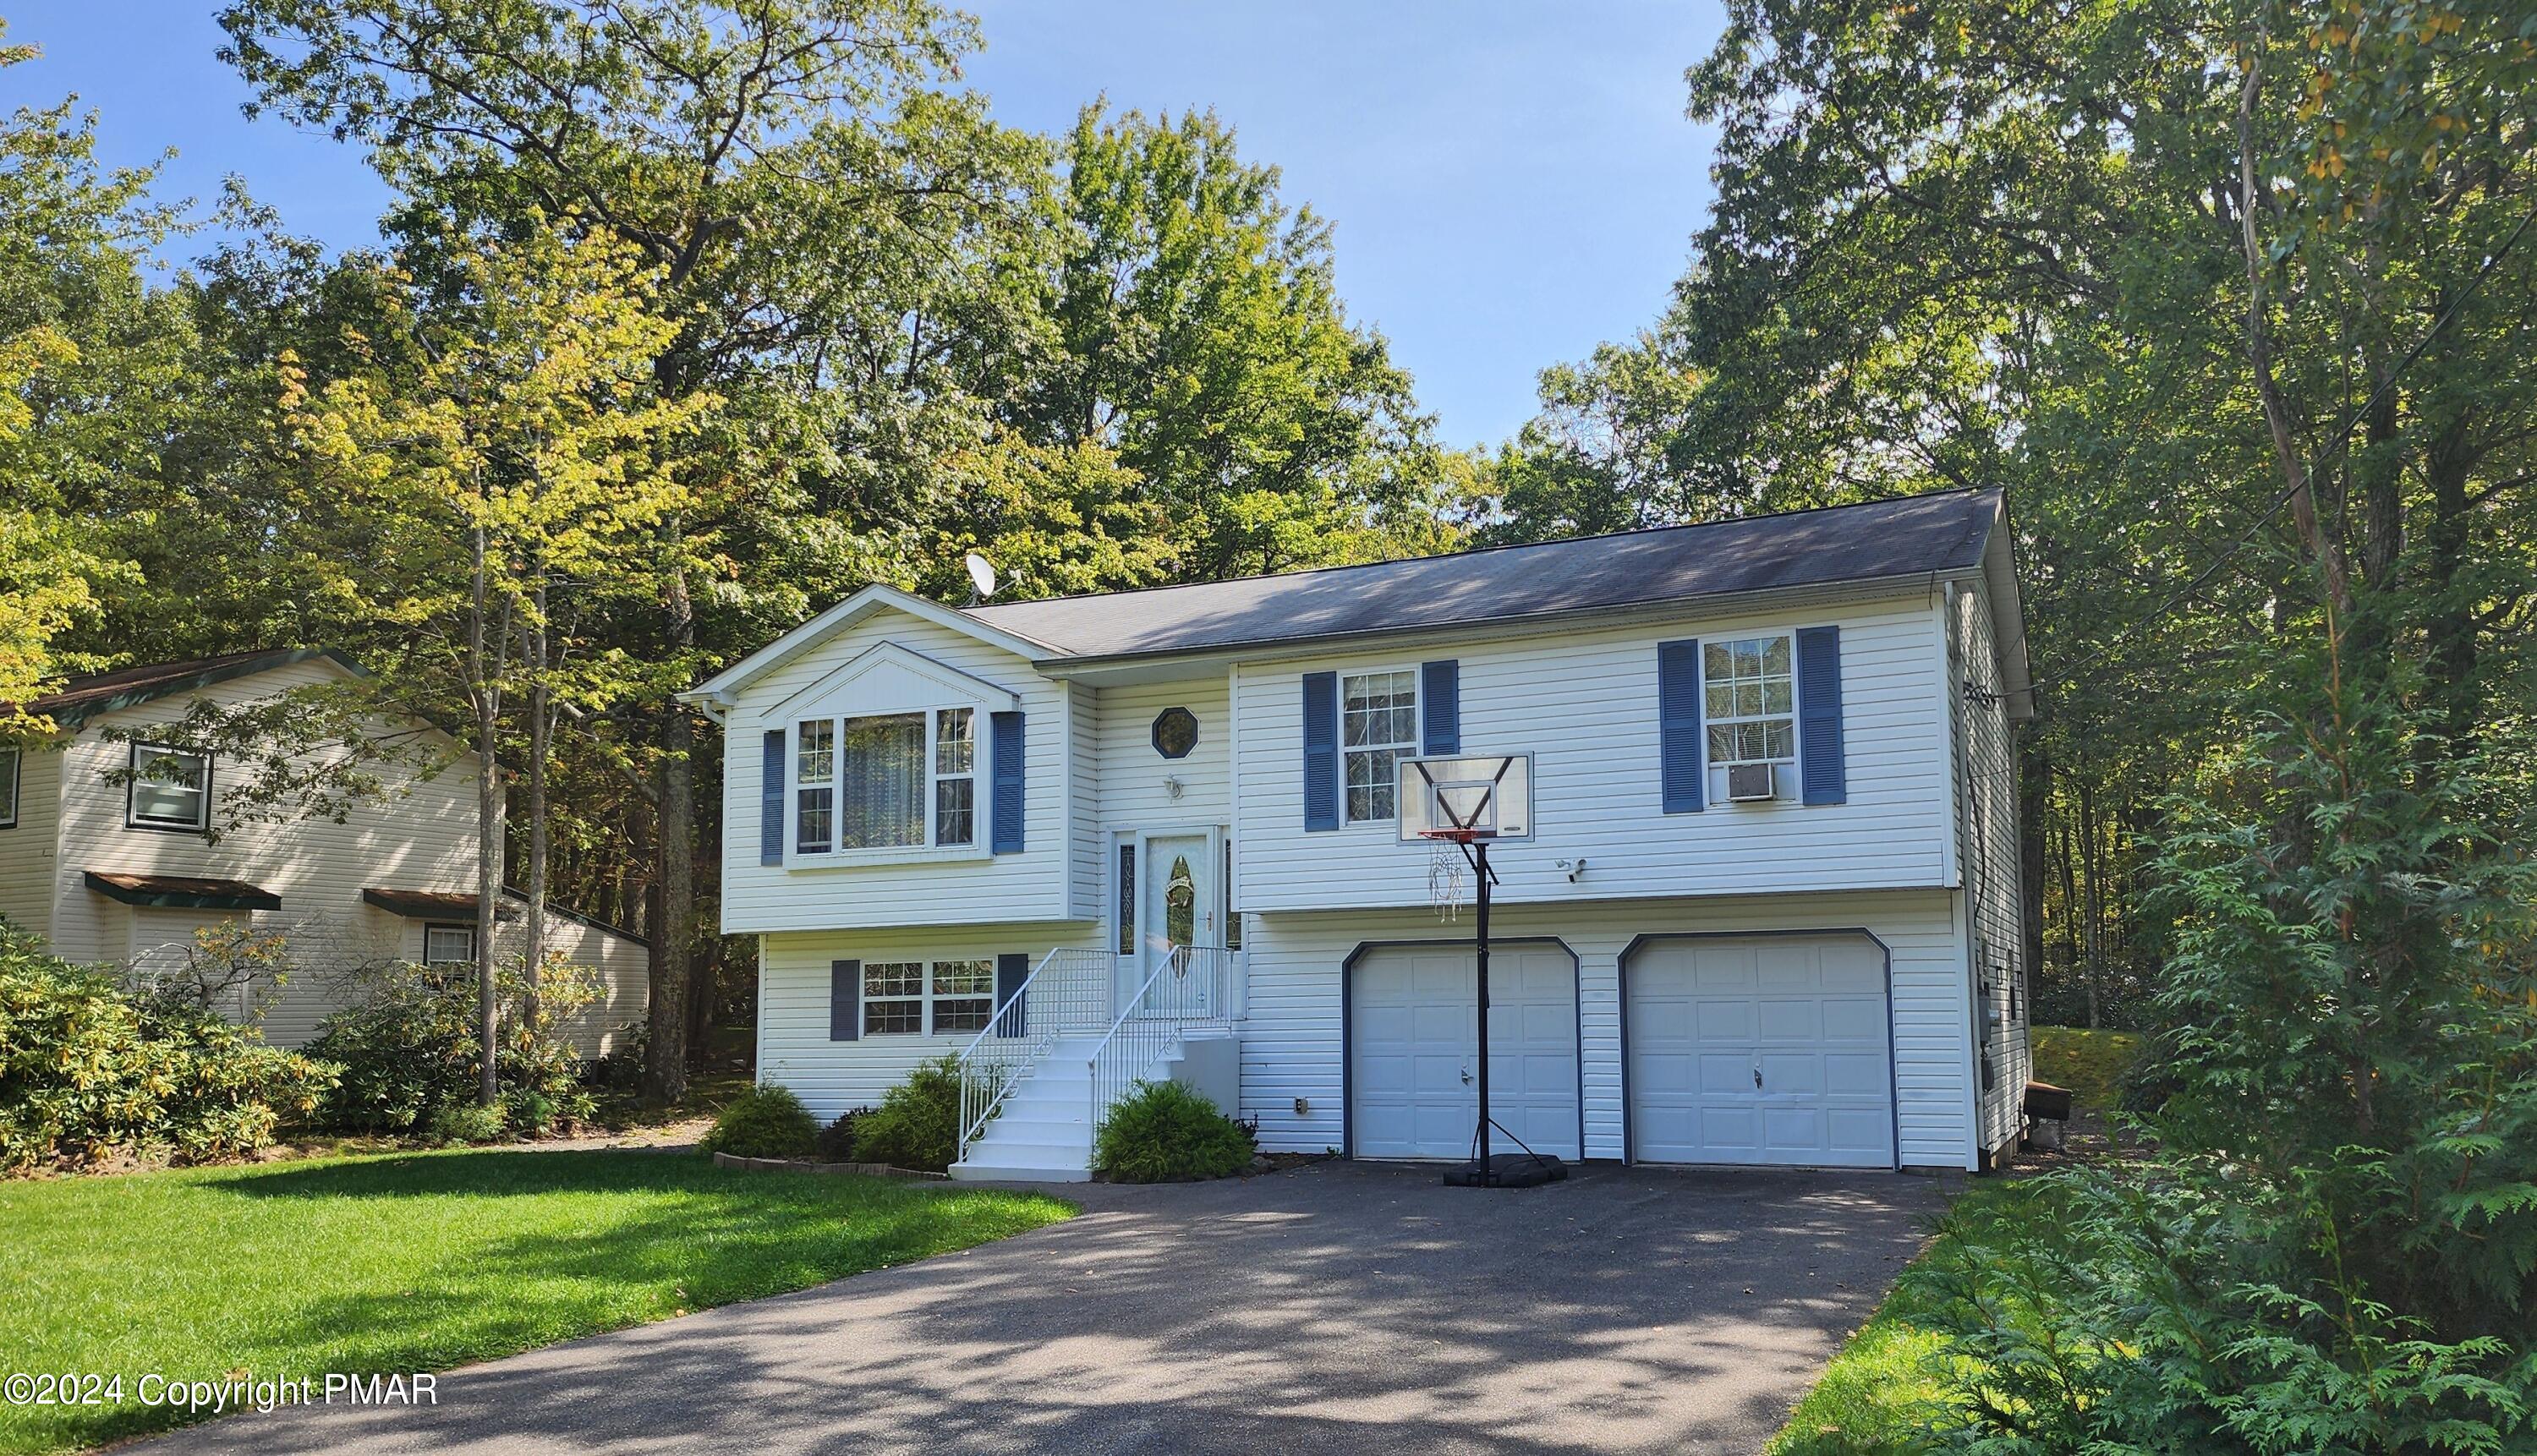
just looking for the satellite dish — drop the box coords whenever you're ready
[963,551,998,602]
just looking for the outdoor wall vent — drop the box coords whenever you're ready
[1727,764,1778,802]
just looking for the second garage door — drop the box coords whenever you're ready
[1351,943,1580,1161]
[1626,933,1894,1168]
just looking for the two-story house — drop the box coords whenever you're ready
[0,649,649,1054]
[682,489,2033,1180]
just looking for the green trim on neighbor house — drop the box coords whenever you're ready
[81,870,282,911]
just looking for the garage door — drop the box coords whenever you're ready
[1351,944,1580,1161]
[1627,934,1893,1168]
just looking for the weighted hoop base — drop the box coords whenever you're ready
[1444,1152,1569,1189]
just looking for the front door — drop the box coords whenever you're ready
[1124,830,1218,1012]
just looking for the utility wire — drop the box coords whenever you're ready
[1991,194,2537,707]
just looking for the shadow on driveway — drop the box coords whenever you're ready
[137,1161,1951,1455]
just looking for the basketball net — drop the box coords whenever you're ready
[1427,840,1468,921]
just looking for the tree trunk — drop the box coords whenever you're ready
[523,583,551,1032]
[2079,777,2103,1030]
[643,543,695,1105]
[470,523,505,1108]
[2017,731,2049,1004]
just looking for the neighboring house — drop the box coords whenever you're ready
[0,649,648,1055]
[681,489,2034,1180]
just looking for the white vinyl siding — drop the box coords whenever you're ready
[29,656,647,1054]
[1231,598,1951,915]
[1237,888,1970,1167]
[1951,577,2030,1161]
[718,613,1075,933]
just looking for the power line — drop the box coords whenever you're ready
[1997,193,2537,706]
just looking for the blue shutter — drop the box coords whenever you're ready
[1797,626,1846,805]
[990,710,1025,852]
[830,960,860,1041]
[1301,671,1340,830]
[759,730,786,866]
[1420,660,1460,755]
[995,952,1029,1037]
[1658,639,1705,813]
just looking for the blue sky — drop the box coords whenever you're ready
[7,2,1724,447]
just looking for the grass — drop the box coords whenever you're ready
[0,1148,1072,1453]
[2030,1025,2145,1116]
[1766,1026,2149,1453]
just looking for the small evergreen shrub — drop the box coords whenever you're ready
[815,1107,872,1162]
[306,957,597,1135]
[851,1055,966,1172]
[697,1084,819,1158]
[0,923,337,1170]
[425,1101,509,1145]
[1094,1079,1254,1182]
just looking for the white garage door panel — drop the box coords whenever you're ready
[1629,935,1893,1169]
[1351,945,1580,1161]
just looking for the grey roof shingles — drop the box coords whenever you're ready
[962,488,2000,660]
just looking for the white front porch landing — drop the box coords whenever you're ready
[950,946,1243,1183]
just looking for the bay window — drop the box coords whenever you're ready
[796,707,979,857]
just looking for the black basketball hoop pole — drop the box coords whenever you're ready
[1472,837,1495,1182]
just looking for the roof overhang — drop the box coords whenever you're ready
[41,648,369,731]
[1972,496,2034,721]
[364,887,520,922]
[1033,571,1963,686]
[677,585,1061,719]
[85,870,281,911]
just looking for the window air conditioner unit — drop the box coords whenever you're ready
[1727,763,1777,802]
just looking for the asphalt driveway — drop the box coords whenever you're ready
[136,1161,1950,1455]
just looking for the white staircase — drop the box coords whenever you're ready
[948,1036,1178,1182]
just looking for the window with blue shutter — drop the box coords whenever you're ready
[1301,671,1339,830]
[1420,660,1460,755]
[1796,626,1846,805]
[759,730,786,865]
[990,711,1025,852]
[1658,639,1706,813]
[829,960,861,1041]
[995,952,1029,1037]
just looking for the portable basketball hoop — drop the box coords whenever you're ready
[1400,755,1565,1191]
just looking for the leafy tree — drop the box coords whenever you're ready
[282,219,708,1102]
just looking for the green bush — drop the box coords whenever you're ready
[851,1055,966,1172]
[0,922,337,1170]
[1093,1079,1253,1182]
[697,1084,819,1158]
[305,956,597,1135]
[815,1107,871,1162]
[425,1101,509,1145]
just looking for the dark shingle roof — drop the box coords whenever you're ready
[962,489,2001,660]
[25,649,364,727]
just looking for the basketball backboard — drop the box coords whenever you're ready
[1398,753,1533,843]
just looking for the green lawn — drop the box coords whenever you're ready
[0,1149,1072,1453]
[2030,1025,2144,1115]
[1766,1026,2148,1453]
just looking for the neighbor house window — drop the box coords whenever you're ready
[424,924,476,968]
[128,743,211,831]
[862,957,995,1036]
[1341,670,1418,823]
[1703,636,1795,768]
[796,708,982,856]
[0,745,17,829]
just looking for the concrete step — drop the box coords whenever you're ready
[974,1116,1093,1147]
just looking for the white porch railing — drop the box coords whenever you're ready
[1086,945,1240,1141]
[954,948,1112,1161]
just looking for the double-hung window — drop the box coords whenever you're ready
[797,709,978,857]
[128,743,211,831]
[1341,670,1418,823]
[862,956,995,1036]
[1702,637,1795,769]
[424,924,476,968]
